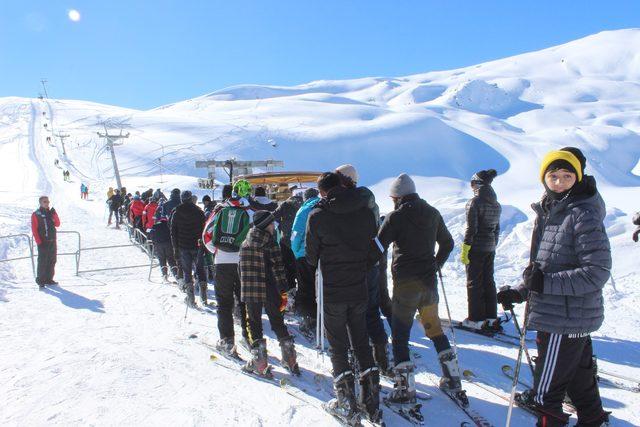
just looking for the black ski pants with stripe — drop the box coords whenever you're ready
[533,332,604,427]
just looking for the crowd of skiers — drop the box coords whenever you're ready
[32,145,633,427]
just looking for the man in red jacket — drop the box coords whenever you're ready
[129,195,146,232]
[31,196,60,288]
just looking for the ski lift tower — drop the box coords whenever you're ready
[97,125,130,190]
[195,158,284,184]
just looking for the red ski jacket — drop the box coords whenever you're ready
[31,208,60,245]
[129,199,146,222]
[142,202,158,230]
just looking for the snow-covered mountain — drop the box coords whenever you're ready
[1,29,639,426]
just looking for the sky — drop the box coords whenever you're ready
[1,1,639,110]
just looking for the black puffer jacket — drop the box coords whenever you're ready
[378,193,454,283]
[170,202,205,250]
[274,195,303,244]
[464,184,501,253]
[159,192,181,220]
[109,194,123,211]
[305,187,378,303]
[517,176,611,335]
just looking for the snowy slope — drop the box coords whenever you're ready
[1,29,640,426]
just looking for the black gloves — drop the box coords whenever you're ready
[523,262,544,293]
[497,286,524,310]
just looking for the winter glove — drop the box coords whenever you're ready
[633,229,640,243]
[460,243,471,265]
[523,262,544,293]
[279,291,288,313]
[497,286,524,310]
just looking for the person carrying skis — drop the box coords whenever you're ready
[170,190,207,307]
[273,189,303,295]
[239,210,298,375]
[497,147,611,427]
[376,174,466,406]
[202,183,252,354]
[108,189,123,229]
[461,169,502,331]
[632,212,640,242]
[290,188,320,336]
[149,210,178,283]
[336,164,390,376]
[31,196,61,288]
[305,172,381,424]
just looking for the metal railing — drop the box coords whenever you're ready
[1,227,158,280]
[0,233,36,277]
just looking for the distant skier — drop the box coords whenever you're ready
[239,210,298,375]
[460,169,502,331]
[80,183,86,199]
[290,188,320,335]
[31,196,61,288]
[376,174,464,407]
[632,212,640,242]
[497,147,611,427]
[305,172,381,424]
[170,190,206,307]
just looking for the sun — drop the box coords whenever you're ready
[68,9,81,22]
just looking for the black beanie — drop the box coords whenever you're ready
[560,147,586,175]
[222,184,233,200]
[303,188,319,201]
[253,210,274,230]
[181,190,193,202]
[202,195,211,203]
[471,169,498,184]
[254,186,266,197]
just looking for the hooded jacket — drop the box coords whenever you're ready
[290,196,320,259]
[305,187,378,303]
[464,184,501,252]
[517,176,610,335]
[377,193,454,284]
[239,227,288,304]
[170,201,206,250]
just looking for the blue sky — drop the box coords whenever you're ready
[2,1,638,109]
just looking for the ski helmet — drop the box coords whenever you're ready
[233,179,252,198]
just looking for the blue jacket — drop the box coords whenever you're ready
[290,196,319,259]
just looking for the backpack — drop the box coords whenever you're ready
[203,205,250,253]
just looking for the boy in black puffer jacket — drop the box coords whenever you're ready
[498,147,611,427]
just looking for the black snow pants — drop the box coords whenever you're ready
[280,242,298,291]
[377,253,393,325]
[294,257,316,318]
[366,265,388,346]
[324,298,375,377]
[465,250,497,321]
[214,263,248,343]
[244,285,290,346]
[532,333,605,427]
[36,241,57,285]
[154,241,177,278]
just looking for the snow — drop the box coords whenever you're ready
[1,29,640,425]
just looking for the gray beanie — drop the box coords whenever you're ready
[389,173,416,198]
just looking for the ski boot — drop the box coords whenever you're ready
[198,281,208,305]
[243,339,270,377]
[482,318,503,332]
[462,318,485,331]
[358,366,382,423]
[184,283,196,308]
[372,341,391,378]
[438,348,469,407]
[387,361,417,404]
[279,336,300,375]
[215,337,238,357]
[575,411,611,427]
[325,371,360,426]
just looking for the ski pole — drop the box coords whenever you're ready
[316,261,324,354]
[437,268,458,358]
[506,298,530,427]
[510,307,535,378]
